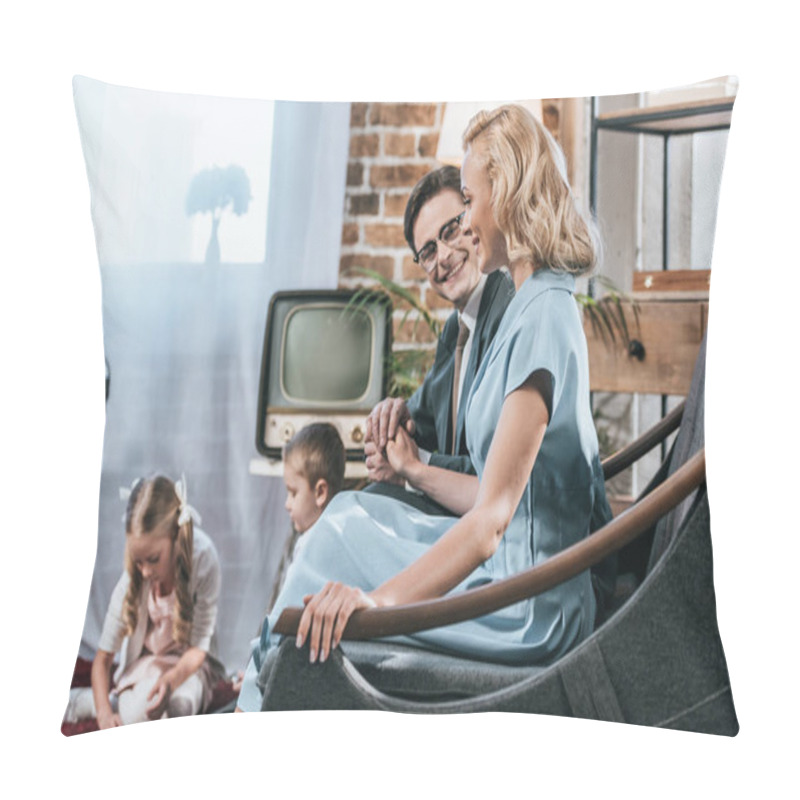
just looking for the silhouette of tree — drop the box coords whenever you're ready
[186,165,252,263]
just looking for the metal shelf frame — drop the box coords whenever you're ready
[588,94,735,457]
[589,96,735,272]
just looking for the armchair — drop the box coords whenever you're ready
[260,333,737,735]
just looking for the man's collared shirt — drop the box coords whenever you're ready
[417,274,488,467]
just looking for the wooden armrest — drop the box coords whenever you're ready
[601,401,685,480]
[273,449,705,640]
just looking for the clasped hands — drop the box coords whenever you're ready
[363,397,421,485]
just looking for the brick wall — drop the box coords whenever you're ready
[338,101,567,358]
[338,102,449,354]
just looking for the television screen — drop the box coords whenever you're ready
[256,290,392,460]
[282,304,373,404]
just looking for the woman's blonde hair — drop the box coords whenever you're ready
[122,475,194,645]
[462,104,599,275]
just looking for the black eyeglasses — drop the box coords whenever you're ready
[413,211,466,273]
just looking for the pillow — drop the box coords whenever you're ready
[66,76,737,737]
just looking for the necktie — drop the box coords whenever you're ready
[451,318,470,455]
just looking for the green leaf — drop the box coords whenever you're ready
[577,274,640,350]
[346,267,442,338]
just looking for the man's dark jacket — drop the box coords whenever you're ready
[364,270,514,513]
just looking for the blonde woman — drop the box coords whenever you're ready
[237,105,609,712]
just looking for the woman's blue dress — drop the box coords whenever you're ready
[238,268,605,711]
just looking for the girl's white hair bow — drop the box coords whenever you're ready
[118,475,201,527]
[118,477,142,522]
[119,477,142,503]
[175,473,202,526]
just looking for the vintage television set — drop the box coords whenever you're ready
[256,289,393,461]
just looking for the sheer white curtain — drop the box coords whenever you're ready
[75,81,350,673]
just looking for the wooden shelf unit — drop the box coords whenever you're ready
[589,87,735,473]
[584,293,708,397]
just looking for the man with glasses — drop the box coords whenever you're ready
[363,165,514,514]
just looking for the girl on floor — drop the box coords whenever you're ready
[86,475,223,728]
[238,104,608,711]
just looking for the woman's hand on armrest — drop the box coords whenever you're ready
[295,582,378,664]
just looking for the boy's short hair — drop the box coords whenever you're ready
[283,423,346,497]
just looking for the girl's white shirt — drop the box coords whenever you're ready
[97,528,221,682]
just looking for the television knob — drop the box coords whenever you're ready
[280,421,295,442]
[351,425,364,444]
